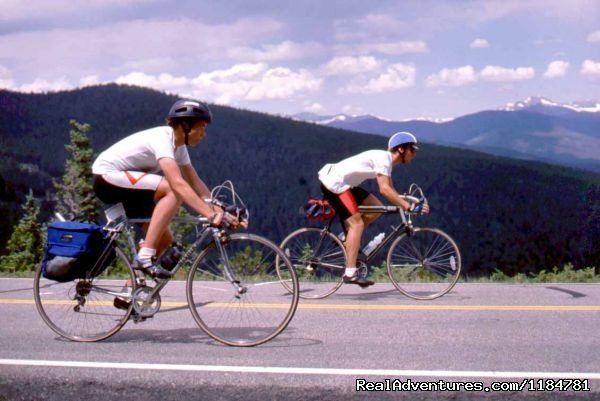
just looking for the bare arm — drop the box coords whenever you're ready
[180,163,244,228]
[376,174,413,211]
[180,163,211,199]
[158,158,215,218]
[377,174,430,214]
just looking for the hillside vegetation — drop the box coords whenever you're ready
[0,84,598,277]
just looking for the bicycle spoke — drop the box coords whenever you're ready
[279,228,345,299]
[187,234,298,346]
[387,228,461,300]
[34,247,134,342]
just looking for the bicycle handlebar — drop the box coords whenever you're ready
[358,205,401,213]
[357,183,428,216]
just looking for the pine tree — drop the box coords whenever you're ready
[0,190,44,274]
[54,120,99,222]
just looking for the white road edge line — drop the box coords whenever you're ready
[1,359,599,380]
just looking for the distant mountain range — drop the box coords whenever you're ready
[292,97,600,172]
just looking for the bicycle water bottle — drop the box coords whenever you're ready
[159,242,184,271]
[362,232,385,255]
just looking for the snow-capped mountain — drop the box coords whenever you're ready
[292,97,600,172]
[291,112,388,125]
[503,96,600,114]
[292,112,454,126]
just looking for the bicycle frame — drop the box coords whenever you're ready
[121,215,247,302]
[310,205,413,269]
[357,205,414,265]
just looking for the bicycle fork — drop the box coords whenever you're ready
[213,230,247,298]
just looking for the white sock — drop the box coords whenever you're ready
[137,247,156,267]
[345,267,357,276]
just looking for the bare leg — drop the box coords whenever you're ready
[361,194,384,226]
[343,213,364,269]
[141,178,181,255]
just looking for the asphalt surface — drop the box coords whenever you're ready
[1,278,599,400]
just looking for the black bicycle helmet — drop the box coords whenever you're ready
[168,99,212,123]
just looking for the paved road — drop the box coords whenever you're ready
[1,278,599,400]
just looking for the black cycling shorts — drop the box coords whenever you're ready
[93,175,156,219]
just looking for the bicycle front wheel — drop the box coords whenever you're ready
[34,247,135,342]
[279,227,345,299]
[387,228,461,300]
[187,233,299,346]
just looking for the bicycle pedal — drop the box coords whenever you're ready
[131,313,152,323]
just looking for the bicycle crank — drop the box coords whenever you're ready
[132,286,161,317]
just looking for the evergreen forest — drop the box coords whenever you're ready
[0,84,598,277]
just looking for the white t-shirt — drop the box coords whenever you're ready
[92,126,191,174]
[318,150,393,194]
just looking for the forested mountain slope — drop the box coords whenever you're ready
[1,85,598,276]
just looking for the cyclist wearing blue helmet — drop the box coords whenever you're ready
[93,99,230,279]
[318,131,429,287]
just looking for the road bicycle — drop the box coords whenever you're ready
[279,184,461,300]
[34,181,299,347]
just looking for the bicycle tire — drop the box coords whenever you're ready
[186,233,299,347]
[387,227,461,300]
[279,227,346,299]
[34,246,135,342]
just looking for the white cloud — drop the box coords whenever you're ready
[334,13,402,41]
[543,60,569,79]
[580,59,600,77]
[587,30,600,43]
[123,57,177,73]
[191,63,322,104]
[479,65,535,82]
[342,104,364,115]
[336,41,428,57]
[115,72,189,92]
[370,41,429,55]
[0,17,283,81]
[0,65,15,89]
[342,63,416,94]
[227,40,325,61]
[321,56,382,76]
[0,0,153,22]
[303,102,325,113]
[470,38,490,49]
[79,75,100,87]
[112,63,322,105]
[426,66,478,87]
[18,77,73,93]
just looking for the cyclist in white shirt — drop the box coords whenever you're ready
[92,99,229,279]
[318,132,429,287]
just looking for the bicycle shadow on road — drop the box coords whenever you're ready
[98,324,321,349]
[329,285,469,302]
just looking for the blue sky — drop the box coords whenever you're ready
[0,0,598,120]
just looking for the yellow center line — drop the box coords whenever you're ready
[2,298,599,311]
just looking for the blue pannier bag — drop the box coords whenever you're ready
[42,221,115,282]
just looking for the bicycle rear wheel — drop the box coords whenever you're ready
[387,228,461,300]
[279,227,345,299]
[34,247,135,342]
[187,233,299,346]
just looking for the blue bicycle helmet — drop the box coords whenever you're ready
[388,131,418,150]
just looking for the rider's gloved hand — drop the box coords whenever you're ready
[208,210,246,230]
[226,206,249,229]
[409,201,430,215]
